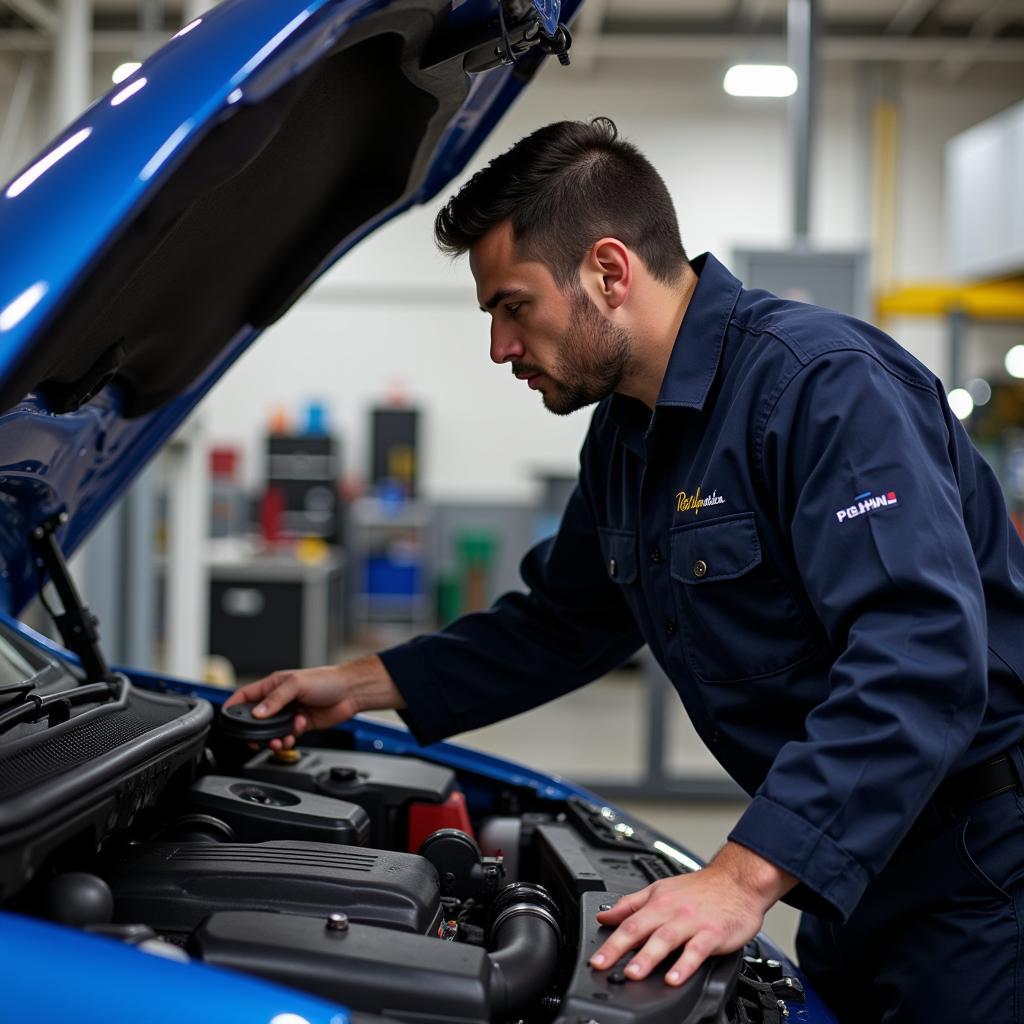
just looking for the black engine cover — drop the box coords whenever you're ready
[105,840,441,934]
[193,910,492,1024]
[183,775,370,845]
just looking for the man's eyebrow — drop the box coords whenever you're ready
[479,288,524,313]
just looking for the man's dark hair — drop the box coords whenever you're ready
[434,117,688,288]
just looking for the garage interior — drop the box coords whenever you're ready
[1,0,1023,959]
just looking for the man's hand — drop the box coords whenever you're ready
[591,842,796,987]
[223,654,405,750]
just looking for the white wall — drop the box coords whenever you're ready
[199,57,1023,498]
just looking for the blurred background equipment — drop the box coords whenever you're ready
[207,553,346,679]
[265,401,343,545]
[349,494,432,648]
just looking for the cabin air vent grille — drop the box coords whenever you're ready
[0,699,179,798]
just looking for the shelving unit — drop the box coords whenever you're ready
[348,497,433,646]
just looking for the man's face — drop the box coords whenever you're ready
[470,221,633,416]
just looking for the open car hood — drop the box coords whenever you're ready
[0,0,577,614]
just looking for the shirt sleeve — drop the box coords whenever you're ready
[728,347,988,921]
[379,433,645,747]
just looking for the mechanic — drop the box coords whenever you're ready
[227,118,1024,1021]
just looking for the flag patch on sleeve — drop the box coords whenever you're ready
[835,490,899,523]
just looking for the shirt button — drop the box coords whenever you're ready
[693,559,708,579]
[712,730,722,744]
[608,558,618,578]
[664,619,677,637]
[650,546,664,564]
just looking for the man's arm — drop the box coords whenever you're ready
[729,346,988,919]
[224,654,405,748]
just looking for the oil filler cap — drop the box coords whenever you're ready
[219,701,299,743]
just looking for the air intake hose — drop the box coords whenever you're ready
[486,883,561,1020]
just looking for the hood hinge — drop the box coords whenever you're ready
[424,1,572,74]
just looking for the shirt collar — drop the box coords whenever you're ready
[609,252,742,455]
[655,252,741,409]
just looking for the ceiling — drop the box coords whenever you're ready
[1,0,1023,76]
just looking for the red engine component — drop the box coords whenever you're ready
[407,790,474,852]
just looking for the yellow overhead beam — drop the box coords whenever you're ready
[876,278,1024,321]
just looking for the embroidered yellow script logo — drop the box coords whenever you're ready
[676,487,726,515]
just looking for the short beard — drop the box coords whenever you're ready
[543,286,634,416]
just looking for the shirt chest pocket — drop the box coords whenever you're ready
[669,512,818,683]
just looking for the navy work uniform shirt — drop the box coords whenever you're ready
[381,253,1024,922]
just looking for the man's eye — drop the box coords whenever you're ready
[506,303,523,318]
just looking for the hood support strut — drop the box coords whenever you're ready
[31,515,112,684]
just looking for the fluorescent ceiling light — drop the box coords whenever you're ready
[112,62,141,85]
[724,64,798,98]
[947,388,974,420]
[1006,345,1024,380]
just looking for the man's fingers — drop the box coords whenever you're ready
[624,922,690,980]
[592,891,653,968]
[666,931,717,987]
[591,906,661,969]
[251,675,299,718]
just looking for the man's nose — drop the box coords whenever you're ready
[490,321,524,365]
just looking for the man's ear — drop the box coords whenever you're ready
[584,237,632,311]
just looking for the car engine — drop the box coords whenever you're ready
[0,674,803,1024]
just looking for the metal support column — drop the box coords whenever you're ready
[163,415,209,680]
[124,467,157,667]
[136,0,164,61]
[82,506,126,661]
[788,0,820,246]
[51,0,91,133]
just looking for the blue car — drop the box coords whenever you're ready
[0,2,835,1021]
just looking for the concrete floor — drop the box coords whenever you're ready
[361,668,802,959]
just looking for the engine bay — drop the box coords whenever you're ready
[0,665,804,1024]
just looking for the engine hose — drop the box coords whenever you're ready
[486,883,561,1021]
